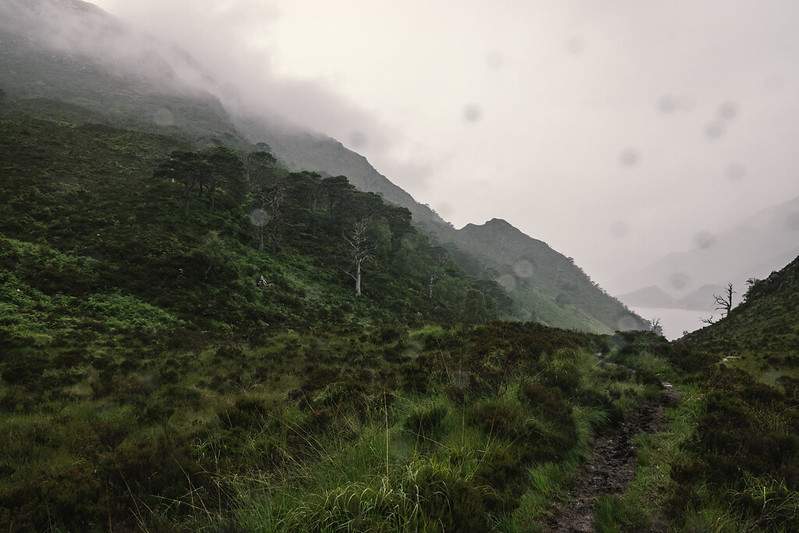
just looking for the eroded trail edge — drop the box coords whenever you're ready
[544,382,680,533]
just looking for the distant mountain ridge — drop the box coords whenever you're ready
[615,195,799,312]
[619,283,726,311]
[0,0,646,333]
[618,286,676,308]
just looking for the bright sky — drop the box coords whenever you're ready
[93,0,799,288]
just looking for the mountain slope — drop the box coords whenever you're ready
[0,0,644,333]
[661,255,799,533]
[431,219,647,333]
[682,255,799,354]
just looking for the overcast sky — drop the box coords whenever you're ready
[92,0,799,288]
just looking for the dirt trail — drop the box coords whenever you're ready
[544,382,680,533]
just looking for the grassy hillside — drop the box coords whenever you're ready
[0,1,646,334]
[0,97,665,533]
[2,8,798,533]
[635,255,799,532]
[0,94,525,528]
[0,97,509,336]
[682,255,799,357]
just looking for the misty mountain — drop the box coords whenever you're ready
[675,284,727,311]
[0,0,645,333]
[618,286,676,308]
[614,195,799,309]
[428,219,646,332]
[618,283,727,311]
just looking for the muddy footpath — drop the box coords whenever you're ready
[544,380,681,533]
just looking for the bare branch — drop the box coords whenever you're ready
[342,218,374,296]
[712,282,735,318]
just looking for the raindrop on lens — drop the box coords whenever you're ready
[705,121,724,140]
[657,94,677,114]
[249,208,270,227]
[693,231,716,250]
[497,274,517,291]
[153,108,175,127]
[619,148,639,168]
[717,102,738,120]
[668,272,691,290]
[463,104,483,123]
[513,259,534,278]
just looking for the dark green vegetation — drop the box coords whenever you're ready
[0,95,515,528]
[0,0,646,334]
[683,257,799,356]
[0,95,671,531]
[595,257,799,532]
[660,256,799,532]
[2,2,798,531]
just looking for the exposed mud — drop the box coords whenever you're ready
[544,382,680,533]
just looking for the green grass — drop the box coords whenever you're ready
[593,384,704,532]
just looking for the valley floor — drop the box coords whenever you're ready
[3,320,797,532]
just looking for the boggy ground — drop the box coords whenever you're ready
[545,381,680,532]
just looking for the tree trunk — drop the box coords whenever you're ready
[428,275,434,299]
[355,261,362,297]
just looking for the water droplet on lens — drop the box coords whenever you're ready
[705,121,724,140]
[497,274,517,291]
[463,104,483,123]
[657,94,677,114]
[718,101,738,120]
[249,208,271,227]
[693,231,716,250]
[619,148,640,168]
[513,259,534,278]
[668,272,691,290]
[153,108,175,127]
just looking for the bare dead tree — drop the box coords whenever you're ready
[650,318,663,336]
[713,282,735,318]
[343,219,374,297]
[428,248,448,300]
[250,184,285,251]
[701,316,716,325]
